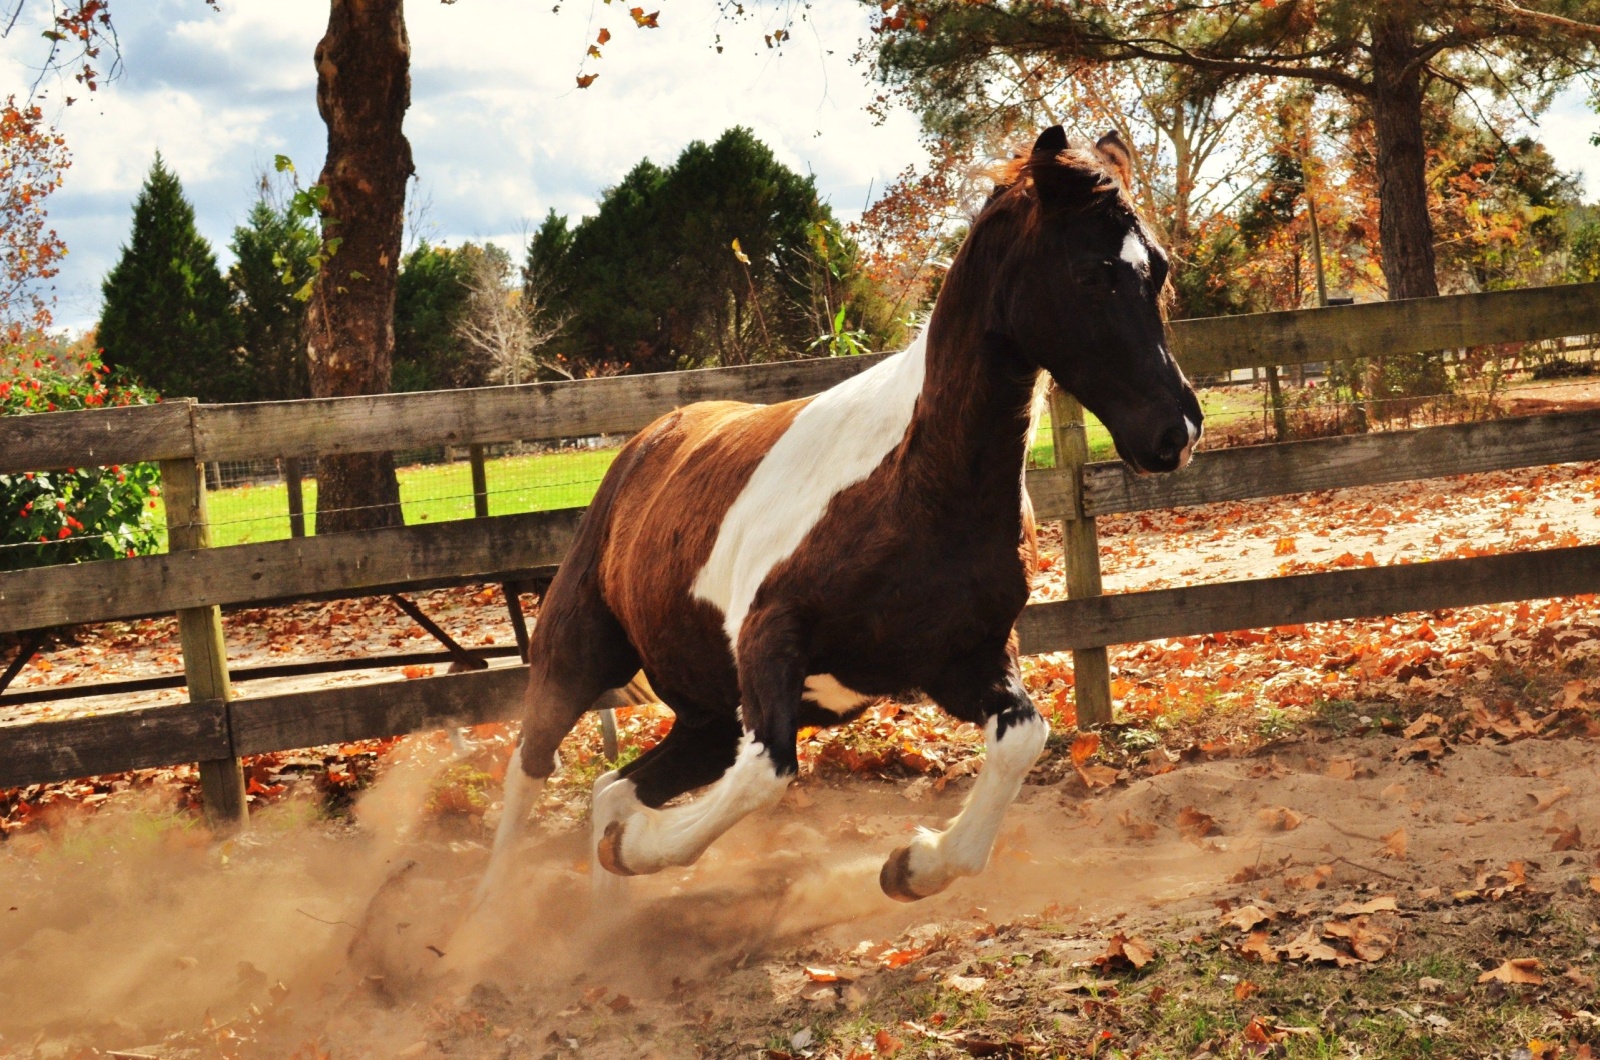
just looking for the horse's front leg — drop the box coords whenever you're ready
[596,610,803,876]
[880,650,1048,902]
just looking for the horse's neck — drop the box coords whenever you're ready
[907,319,1039,514]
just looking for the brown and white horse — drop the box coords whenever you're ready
[484,126,1202,904]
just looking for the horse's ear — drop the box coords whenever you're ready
[1032,125,1067,158]
[1093,130,1133,188]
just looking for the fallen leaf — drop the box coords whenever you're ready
[1070,732,1100,765]
[804,967,840,983]
[1530,786,1573,812]
[1258,806,1303,832]
[1403,713,1443,738]
[1325,757,1358,781]
[1282,926,1355,967]
[1221,904,1272,932]
[1323,915,1395,962]
[1076,762,1119,790]
[944,974,986,993]
[1233,980,1260,1000]
[1551,823,1583,852]
[1237,930,1279,964]
[1092,932,1155,971]
[1284,864,1333,891]
[1177,806,1217,839]
[1118,809,1157,840]
[1381,826,1408,860]
[1332,895,1398,916]
[1478,958,1543,985]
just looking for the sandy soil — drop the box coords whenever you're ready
[2,725,1597,1058]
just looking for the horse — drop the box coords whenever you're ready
[481,126,1203,905]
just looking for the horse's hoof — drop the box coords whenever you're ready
[596,819,638,877]
[879,845,927,903]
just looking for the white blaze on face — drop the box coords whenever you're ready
[1177,415,1201,469]
[693,332,928,649]
[1119,230,1149,273]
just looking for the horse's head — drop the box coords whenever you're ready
[987,126,1202,474]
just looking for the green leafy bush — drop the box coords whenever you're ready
[1,348,164,571]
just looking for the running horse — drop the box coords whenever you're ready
[483,126,1202,903]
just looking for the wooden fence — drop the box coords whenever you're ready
[3,281,1600,826]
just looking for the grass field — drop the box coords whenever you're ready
[162,391,1263,550]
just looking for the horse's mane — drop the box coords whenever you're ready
[984,142,1133,224]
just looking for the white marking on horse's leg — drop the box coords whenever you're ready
[803,673,870,715]
[693,331,928,648]
[881,713,1048,902]
[475,742,545,906]
[600,733,791,876]
[590,768,641,899]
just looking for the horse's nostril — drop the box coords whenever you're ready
[1156,424,1189,462]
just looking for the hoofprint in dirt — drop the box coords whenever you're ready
[4,725,1600,1059]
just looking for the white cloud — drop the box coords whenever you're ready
[0,0,927,332]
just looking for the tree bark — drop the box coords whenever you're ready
[1370,14,1439,302]
[305,0,414,534]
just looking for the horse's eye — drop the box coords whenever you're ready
[1072,261,1114,288]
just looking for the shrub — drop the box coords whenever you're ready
[1,347,164,571]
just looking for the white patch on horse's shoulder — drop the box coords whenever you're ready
[803,674,870,715]
[1120,230,1149,271]
[693,332,928,648]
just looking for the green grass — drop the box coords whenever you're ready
[154,388,1248,550]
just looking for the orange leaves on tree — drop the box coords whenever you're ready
[576,73,599,89]
[597,27,611,44]
[629,7,660,27]
[0,98,69,343]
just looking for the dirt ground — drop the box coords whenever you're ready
[3,448,1600,1057]
[3,720,1600,1059]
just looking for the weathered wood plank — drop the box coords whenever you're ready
[0,508,584,633]
[1017,544,1600,654]
[230,664,527,757]
[0,699,229,788]
[1082,408,1600,517]
[1024,467,1075,521]
[192,354,890,462]
[1170,281,1600,377]
[0,401,195,474]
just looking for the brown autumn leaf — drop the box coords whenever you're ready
[1325,757,1358,781]
[1332,895,1398,916]
[1177,806,1217,839]
[1233,980,1260,1000]
[1076,762,1119,790]
[1092,933,1155,971]
[1118,809,1157,840]
[1323,916,1396,962]
[628,6,660,27]
[1477,958,1543,986]
[804,966,840,983]
[1403,712,1443,738]
[596,26,612,44]
[1284,864,1333,891]
[1258,805,1303,832]
[576,73,599,88]
[1478,860,1528,900]
[874,1029,903,1057]
[1380,826,1408,860]
[1530,786,1573,812]
[1221,904,1272,932]
[1237,930,1279,964]
[1551,823,1583,852]
[1281,926,1356,967]
[1070,731,1100,765]
[1381,782,1410,801]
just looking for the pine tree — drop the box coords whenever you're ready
[229,195,317,401]
[97,153,240,400]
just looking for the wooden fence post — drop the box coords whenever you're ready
[160,450,248,831]
[469,444,489,519]
[1049,386,1114,728]
[284,456,306,538]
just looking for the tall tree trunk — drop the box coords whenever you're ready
[1370,14,1439,302]
[305,0,414,534]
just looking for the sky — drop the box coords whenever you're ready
[3,4,1600,334]
[0,0,928,332]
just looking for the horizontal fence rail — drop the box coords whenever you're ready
[6,280,1600,475]
[2,281,1600,794]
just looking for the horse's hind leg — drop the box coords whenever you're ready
[879,644,1047,902]
[477,572,638,905]
[596,607,802,877]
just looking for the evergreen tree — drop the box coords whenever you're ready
[98,154,240,400]
[392,241,479,391]
[228,194,317,401]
